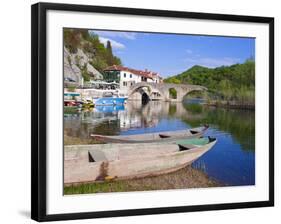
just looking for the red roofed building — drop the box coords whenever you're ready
[103,65,162,90]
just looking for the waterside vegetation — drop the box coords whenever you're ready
[64,166,221,194]
[164,60,255,108]
[64,131,102,145]
[183,103,255,151]
[64,28,122,78]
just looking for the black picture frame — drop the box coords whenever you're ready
[31,2,274,222]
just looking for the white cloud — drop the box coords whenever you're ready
[115,51,124,55]
[99,37,125,50]
[89,30,137,40]
[186,49,193,54]
[184,57,240,68]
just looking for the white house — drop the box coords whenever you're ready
[103,65,163,91]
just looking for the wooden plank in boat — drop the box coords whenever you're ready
[89,150,107,162]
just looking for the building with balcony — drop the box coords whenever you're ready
[103,65,163,91]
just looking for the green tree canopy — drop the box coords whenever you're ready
[164,61,255,104]
[64,28,122,74]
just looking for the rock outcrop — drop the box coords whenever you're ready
[64,47,103,85]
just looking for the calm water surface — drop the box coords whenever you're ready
[64,100,255,186]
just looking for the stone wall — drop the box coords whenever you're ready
[128,82,207,102]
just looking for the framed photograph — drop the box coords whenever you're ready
[31,2,274,222]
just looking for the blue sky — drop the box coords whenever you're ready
[89,30,255,78]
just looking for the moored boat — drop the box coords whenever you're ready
[91,125,209,143]
[64,100,79,107]
[64,137,217,185]
[82,99,94,108]
[93,92,127,106]
[64,92,83,107]
[64,92,80,97]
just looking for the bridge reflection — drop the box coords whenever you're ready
[64,99,255,154]
[64,101,203,138]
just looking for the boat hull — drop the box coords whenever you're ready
[64,138,216,185]
[91,126,208,143]
[93,97,127,106]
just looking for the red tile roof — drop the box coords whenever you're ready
[104,65,161,79]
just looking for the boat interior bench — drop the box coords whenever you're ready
[88,150,107,162]
[190,130,199,134]
[178,144,197,151]
[159,134,171,138]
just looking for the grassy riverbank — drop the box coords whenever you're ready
[64,166,222,195]
[204,100,255,110]
[164,60,255,109]
[64,133,101,145]
[64,132,222,194]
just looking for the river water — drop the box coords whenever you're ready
[64,100,255,186]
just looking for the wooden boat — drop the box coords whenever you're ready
[64,100,79,107]
[90,125,209,143]
[64,137,217,185]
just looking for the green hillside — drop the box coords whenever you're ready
[164,60,255,104]
[64,28,122,73]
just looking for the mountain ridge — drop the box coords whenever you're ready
[164,60,255,103]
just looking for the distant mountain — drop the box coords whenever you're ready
[164,61,255,103]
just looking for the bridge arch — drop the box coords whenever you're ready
[131,87,151,104]
[128,82,207,102]
[128,83,165,101]
[182,89,207,98]
[168,87,177,100]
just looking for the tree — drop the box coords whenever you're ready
[63,29,82,53]
[164,77,181,84]
[64,29,122,73]
[106,41,115,65]
[164,60,255,103]
[106,41,112,54]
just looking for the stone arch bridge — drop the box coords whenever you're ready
[128,82,207,102]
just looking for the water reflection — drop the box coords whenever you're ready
[183,101,255,152]
[64,100,255,186]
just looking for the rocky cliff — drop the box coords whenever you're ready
[63,29,123,86]
[64,47,103,85]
